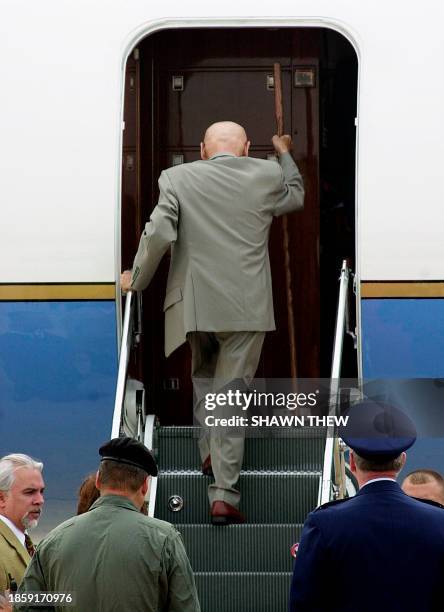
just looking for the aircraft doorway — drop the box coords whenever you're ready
[121,27,358,424]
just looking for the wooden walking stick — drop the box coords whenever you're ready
[273,62,298,380]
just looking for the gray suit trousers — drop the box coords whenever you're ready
[188,331,265,508]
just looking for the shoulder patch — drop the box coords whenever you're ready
[413,496,444,509]
[315,497,352,511]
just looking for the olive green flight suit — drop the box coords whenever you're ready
[18,495,200,612]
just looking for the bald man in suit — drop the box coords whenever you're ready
[122,121,304,524]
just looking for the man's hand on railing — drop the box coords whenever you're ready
[120,270,133,294]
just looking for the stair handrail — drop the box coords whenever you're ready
[111,290,137,438]
[318,260,351,505]
[111,291,158,517]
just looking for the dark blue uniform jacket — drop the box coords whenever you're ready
[289,480,444,612]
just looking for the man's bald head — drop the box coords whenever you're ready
[402,469,444,505]
[201,121,250,159]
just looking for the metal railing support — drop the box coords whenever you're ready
[111,291,136,438]
[111,291,158,516]
[318,260,351,506]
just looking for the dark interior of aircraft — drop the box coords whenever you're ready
[121,27,358,424]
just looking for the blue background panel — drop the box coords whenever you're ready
[361,298,444,477]
[0,301,117,539]
[361,299,444,378]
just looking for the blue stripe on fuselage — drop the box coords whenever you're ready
[361,298,444,477]
[0,301,117,539]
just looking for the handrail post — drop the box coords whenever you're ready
[111,291,136,438]
[111,291,158,517]
[318,260,350,505]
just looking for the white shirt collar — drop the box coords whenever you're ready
[209,152,237,160]
[361,477,397,489]
[0,514,26,547]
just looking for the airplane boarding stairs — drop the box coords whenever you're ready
[153,425,326,612]
[116,262,353,611]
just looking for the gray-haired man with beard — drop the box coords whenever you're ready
[0,454,44,598]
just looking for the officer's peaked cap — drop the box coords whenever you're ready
[99,436,158,476]
[340,400,416,460]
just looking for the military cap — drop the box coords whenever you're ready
[340,400,416,460]
[99,436,158,476]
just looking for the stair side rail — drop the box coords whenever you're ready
[318,260,351,506]
[111,291,158,517]
[111,290,138,438]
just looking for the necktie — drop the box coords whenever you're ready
[24,533,35,557]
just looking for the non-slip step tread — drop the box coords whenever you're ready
[159,469,322,476]
[194,571,293,612]
[195,571,293,576]
[158,470,321,478]
[155,472,319,524]
[158,425,327,437]
[177,523,304,528]
[156,426,326,472]
[176,523,302,572]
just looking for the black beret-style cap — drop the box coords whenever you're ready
[99,437,158,477]
[340,400,417,460]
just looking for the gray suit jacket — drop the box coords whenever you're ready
[130,152,304,356]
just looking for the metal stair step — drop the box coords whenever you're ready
[155,471,319,524]
[177,523,302,572]
[194,571,293,612]
[156,426,326,471]
[157,426,326,439]
[153,425,319,610]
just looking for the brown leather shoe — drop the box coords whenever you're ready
[210,501,245,525]
[202,455,213,477]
